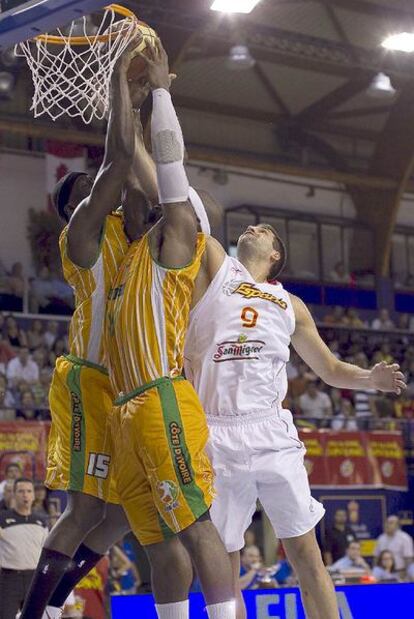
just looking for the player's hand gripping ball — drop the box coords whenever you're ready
[109,19,159,80]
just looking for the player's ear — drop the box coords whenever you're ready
[271,249,281,264]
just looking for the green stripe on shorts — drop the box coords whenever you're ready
[157,379,208,519]
[66,364,86,492]
[157,513,175,540]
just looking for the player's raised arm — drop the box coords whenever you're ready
[291,294,406,394]
[137,40,208,267]
[66,46,136,268]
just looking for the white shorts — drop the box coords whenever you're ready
[206,409,325,552]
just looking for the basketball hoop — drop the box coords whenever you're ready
[15,4,155,124]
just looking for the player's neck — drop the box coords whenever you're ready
[239,257,268,283]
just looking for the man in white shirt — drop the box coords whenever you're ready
[329,541,370,574]
[299,381,332,420]
[6,347,39,387]
[372,308,395,330]
[374,515,414,571]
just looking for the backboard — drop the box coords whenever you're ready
[0,0,108,48]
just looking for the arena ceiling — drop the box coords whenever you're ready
[2,0,414,202]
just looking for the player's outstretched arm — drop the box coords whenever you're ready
[66,46,136,268]
[138,40,200,268]
[290,294,406,394]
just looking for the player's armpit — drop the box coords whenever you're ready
[157,202,198,268]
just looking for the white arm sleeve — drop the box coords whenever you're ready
[151,88,189,204]
[188,187,211,235]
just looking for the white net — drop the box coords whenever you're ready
[15,6,138,124]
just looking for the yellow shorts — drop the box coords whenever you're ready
[45,354,119,503]
[112,376,214,546]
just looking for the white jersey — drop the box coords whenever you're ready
[185,254,295,416]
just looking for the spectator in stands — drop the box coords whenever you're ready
[323,509,356,566]
[53,337,68,358]
[0,373,16,420]
[331,397,358,431]
[352,353,377,430]
[6,346,39,387]
[239,545,264,590]
[329,541,371,574]
[372,550,400,582]
[323,306,346,325]
[27,319,45,351]
[288,361,316,407]
[298,381,332,423]
[8,262,25,301]
[395,391,414,420]
[329,261,351,284]
[4,316,28,348]
[0,480,15,511]
[43,320,60,350]
[372,308,395,331]
[343,308,365,328]
[32,481,50,521]
[30,265,56,313]
[32,368,52,409]
[16,389,43,421]
[0,478,48,618]
[0,462,21,500]
[32,347,49,371]
[396,313,410,331]
[0,331,15,372]
[374,515,414,573]
[108,544,140,595]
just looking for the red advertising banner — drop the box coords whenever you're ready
[300,430,407,490]
[0,422,50,481]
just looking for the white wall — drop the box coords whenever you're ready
[1,150,414,276]
[0,151,44,275]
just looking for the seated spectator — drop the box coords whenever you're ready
[372,308,395,331]
[53,337,68,358]
[288,362,316,406]
[0,480,15,511]
[8,262,25,300]
[30,266,73,315]
[27,320,45,351]
[0,462,22,500]
[32,368,52,409]
[323,509,356,566]
[16,389,43,421]
[323,306,346,325]
[6,346,39,388]
[43,320,60,350]
[298,381,332,423]
[374,515,414,573]
[373,550,400,582]
[329,261,351,284]
[0,331,15,372]
[0,373,16,421]
[32,481,50,520]
[396,313,410,331]
[329,541,371,574]
[108,544,140,595]
[4,316,28,349]
[343,309,365,328]
[395,392,414,419]
[239,545,266,590]
[32,347,49,371]
[331,398,358,431]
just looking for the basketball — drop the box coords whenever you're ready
[110,19,159,80]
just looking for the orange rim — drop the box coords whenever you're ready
[34,4,137,45]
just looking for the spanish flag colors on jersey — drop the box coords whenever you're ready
[60,211,129,369]
[105,232,206,397]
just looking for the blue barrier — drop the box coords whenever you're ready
[112,583,414,618]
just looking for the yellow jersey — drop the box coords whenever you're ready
[60,212,129,369]
[105,232,206,397]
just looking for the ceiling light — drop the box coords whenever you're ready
[0,71,14,94]
[382,32,414,52]
[368,72,396,99]
[226,44,255,70]
[211,0,262,14]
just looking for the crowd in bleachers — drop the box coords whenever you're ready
[0,313,69,422]
[287,306,414,430]
[1,304,414,432]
